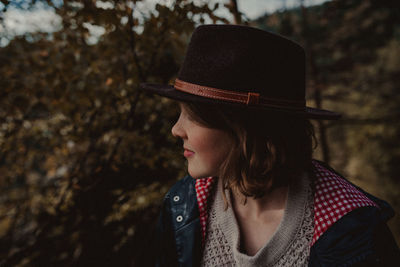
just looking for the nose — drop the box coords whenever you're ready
[171,115,186,139]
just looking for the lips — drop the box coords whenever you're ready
[184,149,195,157]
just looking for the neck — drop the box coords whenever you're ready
[231,186,288,221]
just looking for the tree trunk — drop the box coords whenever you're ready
[229,0,242,24]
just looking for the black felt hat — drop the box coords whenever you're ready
[140,24,340,120]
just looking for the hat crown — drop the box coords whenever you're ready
[140,24,340,119]
[178,24,306,101]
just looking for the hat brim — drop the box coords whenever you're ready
[140,83,341,120]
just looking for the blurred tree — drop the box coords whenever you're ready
[0,0,229,265]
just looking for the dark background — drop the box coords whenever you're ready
[1,0,399,265]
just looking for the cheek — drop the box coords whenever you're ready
[194,131,233,163]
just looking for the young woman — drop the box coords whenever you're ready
[140,25,399,266]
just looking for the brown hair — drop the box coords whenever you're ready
[180,101,316,204]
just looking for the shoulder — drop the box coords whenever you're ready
[153,175,198,266]
[311,159,395,222]
[156,175,203,266]
[164,174,197,204]
[309,160,400,266]
[310,206,400,266]
[161,175,199,229]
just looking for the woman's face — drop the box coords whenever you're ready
[171,103,234,179]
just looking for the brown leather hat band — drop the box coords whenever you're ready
[174,78,305,110]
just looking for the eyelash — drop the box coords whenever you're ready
[178,104,197,123]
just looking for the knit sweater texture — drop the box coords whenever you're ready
[200,173,314,267]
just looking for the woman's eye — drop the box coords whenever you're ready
[177,104,196,122]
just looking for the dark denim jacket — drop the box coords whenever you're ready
[153,164,400,266]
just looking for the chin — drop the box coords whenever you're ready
[188,169,205,179]
[188,172,202,179]
[188,169,215,179]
